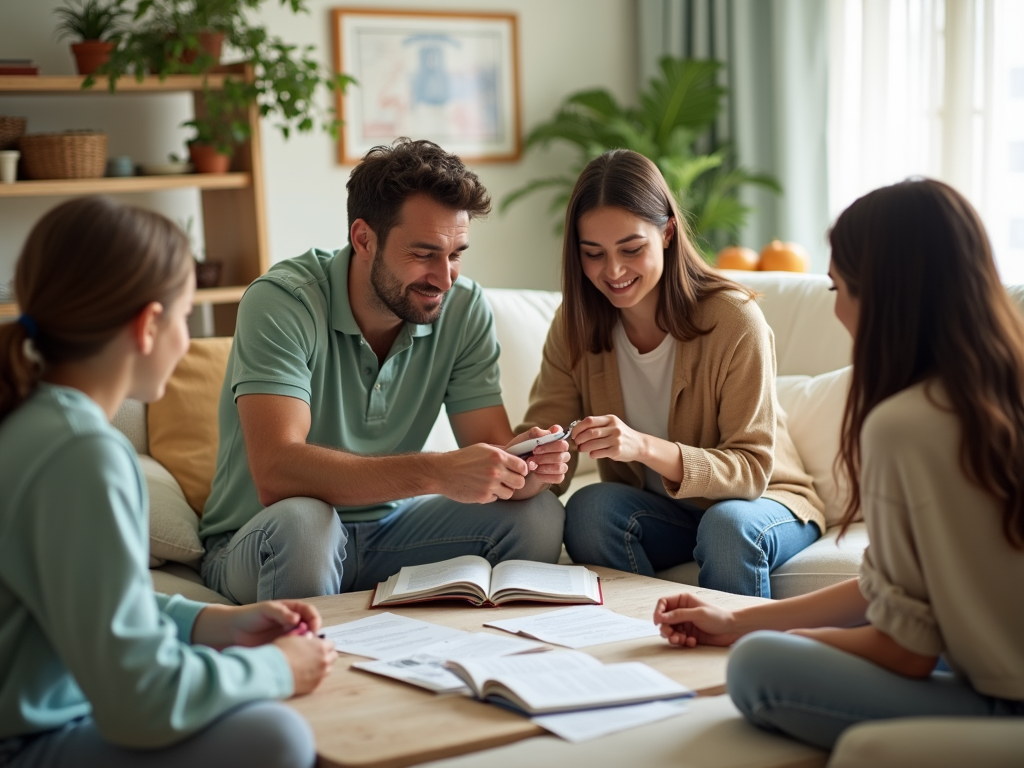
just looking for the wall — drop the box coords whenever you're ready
[0,0,637,292]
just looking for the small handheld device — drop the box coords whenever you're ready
[506,420,580,456]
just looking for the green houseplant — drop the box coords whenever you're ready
[503,57,780,259]
[89,0,353,171]
[53,0,131,75]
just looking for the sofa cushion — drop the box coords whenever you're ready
[148,337,233,514]
[150,562,233,605]
[775,367,853,527]
[111,398,148,455]
[140,455,204,568]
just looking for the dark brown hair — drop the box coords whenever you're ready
[833,178,1024,549]
[346,138,491,247]
[561,149,754,367]
[0,196,193,423]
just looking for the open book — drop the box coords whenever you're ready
[371,555,602,608]
[444,651,692,716]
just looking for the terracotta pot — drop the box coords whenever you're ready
[71,41,114,75]
[180,31,224,67]
[189,143,231,174]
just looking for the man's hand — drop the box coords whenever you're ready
[653,592,743,648]
[192,600,324,649]
[439,443,530,503]
[572,415,649,463]
[505,426,570,500]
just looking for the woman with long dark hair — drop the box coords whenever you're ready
[518,149,824,597]
[0,197,335,767]
[653,178,1024,748]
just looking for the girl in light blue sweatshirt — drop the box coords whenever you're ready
[0,197,336,767]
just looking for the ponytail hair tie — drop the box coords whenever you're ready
[16,314,37,339]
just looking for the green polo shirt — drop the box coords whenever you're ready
[199,246,504,538]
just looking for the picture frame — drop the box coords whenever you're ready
[332,8,521,164]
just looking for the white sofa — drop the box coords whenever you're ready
[113,270,1022,767]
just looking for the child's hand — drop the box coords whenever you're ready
[193,600,323,649]
[274,634,337,695]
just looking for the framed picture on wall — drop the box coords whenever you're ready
[332,8,521,164]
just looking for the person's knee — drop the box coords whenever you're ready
[219,702,316,768]
[259,497,347,598]
[726,631,794,722]
[502,491,565,563]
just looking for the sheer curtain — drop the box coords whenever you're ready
[828,0,1024,283]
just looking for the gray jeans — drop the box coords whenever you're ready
[201,492,566,604]
[1,702,314,768]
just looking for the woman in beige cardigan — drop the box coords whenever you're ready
[518,149,823,597]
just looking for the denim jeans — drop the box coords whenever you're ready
[727,631,1024,750]
[201,492,566,603]
[0,702,314,768]
[563,483,820,597]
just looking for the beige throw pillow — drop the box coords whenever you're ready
[776,366,855,527]
[147,337,233,515]
[141,455,204,567]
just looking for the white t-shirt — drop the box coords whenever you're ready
[613,321,676,496]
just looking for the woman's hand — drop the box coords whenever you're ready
[273,634,338,695]
[192,601,324,649]
[653,592,743,648]
[571,415,648,463]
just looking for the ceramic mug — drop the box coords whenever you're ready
[0,150,19,183]
[106,155,134,177]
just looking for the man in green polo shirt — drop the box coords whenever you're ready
[199,139,569,603]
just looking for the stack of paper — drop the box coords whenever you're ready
[485,605,660,648]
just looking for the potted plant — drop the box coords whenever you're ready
[91,1,354,164]
[53,0,131,75]
[503,57,780,260]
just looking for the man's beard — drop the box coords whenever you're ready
[370,252,447,325]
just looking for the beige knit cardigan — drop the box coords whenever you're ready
[517,291,826,532]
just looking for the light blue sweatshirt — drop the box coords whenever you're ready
[0,385,293,747]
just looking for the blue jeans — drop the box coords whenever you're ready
[564,483,820,597]
[0,702,313,768]
[728,631,1024,750]
[202,492,566,603]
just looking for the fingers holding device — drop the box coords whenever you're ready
[506,420,580,456]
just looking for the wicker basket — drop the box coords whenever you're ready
[0,116,26,151]
[20,131,108,180]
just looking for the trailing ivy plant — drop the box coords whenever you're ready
[502,57,780,258]
[86,0,354,155]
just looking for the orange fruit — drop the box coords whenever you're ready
[715,245,759,271]
[758,240,808,272]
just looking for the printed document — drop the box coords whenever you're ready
[484,605,660,648]
[533,700,690,742]
[321,612,465,659]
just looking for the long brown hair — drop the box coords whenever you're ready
[561,149,754,367]
[0,196,193,423]
[834,178,1024,549]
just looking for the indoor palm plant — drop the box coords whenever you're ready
[503,57,780,259]
[88,0,353,171]
[53,0,131,75]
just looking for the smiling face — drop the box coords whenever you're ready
[577,205,674,318]
[828,260,860,337]
[368,193,468,325]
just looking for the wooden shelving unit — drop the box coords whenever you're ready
[0,71,268,335]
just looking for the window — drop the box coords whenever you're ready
[828,0,1024,282]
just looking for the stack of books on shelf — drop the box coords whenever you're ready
[0,59,39,76]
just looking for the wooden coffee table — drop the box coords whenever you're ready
[288,568,765,768]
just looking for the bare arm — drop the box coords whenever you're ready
[238,395,534,507]
[791,626,938,678]
[449,405,569,500]
[653,578,868,648]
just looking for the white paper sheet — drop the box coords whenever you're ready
[532,700,690,742]
[484,605,660,648]
[321,612,465,659]
[352,632,548,693]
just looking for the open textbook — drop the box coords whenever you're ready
[444,650,692,716]
[371,555,602,608]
